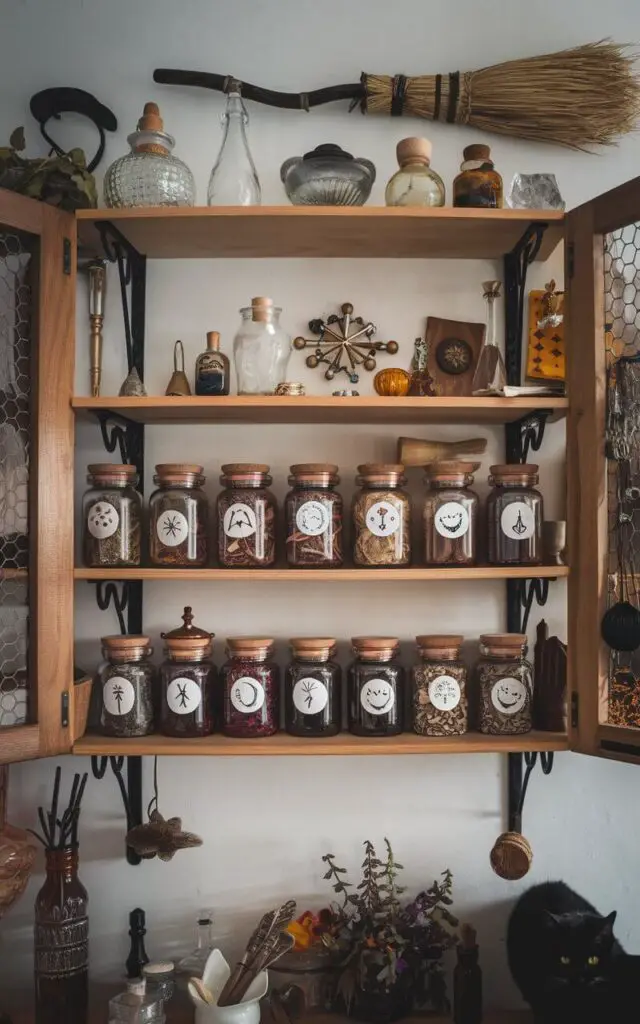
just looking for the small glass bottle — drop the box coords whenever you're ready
[176,909,216,988]
[233,297,291,394]
[159,607,215,738]
[472,280,506,396]
[208,84,261,206]
[104,102,195,209]
[453,144,503,208]
[142,963,175,1004]
[108,978,165,1024]
[348,637,404,737]
[476,634,533,735]
[217,464,277,568]
[423,461,479,566]
[453,924,482,1024]
[352,464,411,568]
[35,847,88,1024]
[412,635,468,736]
[195,331,230,396]
[99,635,156,738]
[385,137,445,207]
[285,637,341,737]
[149,464,209,568]
[82,463,142,568]
[486,464,543,566]
[221,637,280,737]
[285,463,343,569]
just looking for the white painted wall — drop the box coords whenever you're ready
[2,0,640,1010]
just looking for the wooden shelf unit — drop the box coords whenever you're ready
[74,566,569,582]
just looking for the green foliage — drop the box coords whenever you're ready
[0,127,97,211]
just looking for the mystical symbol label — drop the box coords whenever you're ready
[360,678,396,715]
[87,500,119,540]
[231,676,265,714]
[103,675,135,716]
[500,501,535,540]
[156,508,189,547]
[366,500,400,537]
[292,676,329,715]
[490,677,528,715]
[296,500,330,537]
[434,501,470,539]
[167,676,202,715]
[428,674,462,711]
[224,502,257,539]
[199,353,225,374]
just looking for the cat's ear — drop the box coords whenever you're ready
[545,911,562,927]
[599,911,617,936]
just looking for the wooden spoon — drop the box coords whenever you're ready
[397,436,487,467]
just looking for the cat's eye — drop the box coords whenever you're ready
[588,956,599,966]
[560,956,571,965]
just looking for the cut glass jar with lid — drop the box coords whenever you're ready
[285,637,342,737]
[104,102,195,209]
[476,634,532,735]
[423,461,479,566]
[82,463,142,568]
[385,138,445,207]
[453,144,503,209]
[99,635,156,738]
[412,635,468,736]
[160,607,215,738]
[486,464,543,566]
[285,464,343,568]
[217,464,277,568]
[348,637,404,737]
[221,637,280,737]
[108,978,165,1024]
[352,464,411,568]
[149,464,209,568]
[233,297,291,395]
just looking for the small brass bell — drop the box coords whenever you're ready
[165,340,191,396]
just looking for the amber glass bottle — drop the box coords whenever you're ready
[34,848,88,1024]
[453,145,503,208]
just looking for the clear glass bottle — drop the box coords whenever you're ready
[352,464,411,568]
[285,637,341,737]
[108,978,165,1024]
[412,635,468,736]
[285,463,343,568]
[142,963,175,1004]
[348,637,404,737]
[99,635,156,738]
[385,137,445,207]
[476,634,532,735]
[176,910,216,988]
[233,297,291,394]
[208,85,261,206]
[486,464,543,566]
[471,281,507,396]
[453,144,503,208]
[221,638,279,737]
[104,103,195,209]
[149,464,209,568]
[82,463,142,568]
[217,464,277,568]
[159,607,215,738]
[195,331,230,396]
[423,461,479,566]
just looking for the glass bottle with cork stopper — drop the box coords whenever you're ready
[385,138,445,207]
[159,607,216,738]
[285,637,342,737]
[195,331,230,396]
[453,144,503,208]
[233,297,291,394]
[412,635,468,736]
[453,923,482,1024]
[348,637,404,737]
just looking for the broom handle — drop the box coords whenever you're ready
[153,69,364,110]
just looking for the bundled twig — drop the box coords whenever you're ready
[29,766,88,850]
[218,901,296,1006]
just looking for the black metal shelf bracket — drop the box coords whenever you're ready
[506,410,550,464]
[96,221,146,381]
[97,411,144,479]
[508,750,554,833]
[90,755,143,866]
[503,222,547,388]
[95,580,131,636]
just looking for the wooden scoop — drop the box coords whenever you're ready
[397,436,487,467]
[490,830,533,880]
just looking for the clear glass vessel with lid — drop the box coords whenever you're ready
[159,607,215,738]
[285,637,341,737]
[217,464,277,568]
[82,463,142,568]
[423,461,479,566]
[233,297,291,395]
[476,633,532,735]
[453,144,503,209]
[149,464,208,568]
[285,464,343,569]
[487,464,543,566]
[348,637,404,737]
[221,637,280,737]
[175,909,216,989]
[99,635,156,738]
[385,138,445,207]
[412,635,468,736]
[352,464,411,568]
[108,978,165,1024]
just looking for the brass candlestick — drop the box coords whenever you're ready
[87,260,106,397]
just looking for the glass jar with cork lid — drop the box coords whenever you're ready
[82,464,142,568]
[352,464,411,568]
[423,461,479,566]
[221,637,280,737]
[159,607,215,738]
[149,464,209,568]
[385,138,445,207]
[99,635,156,738]
[285,464,343,569]
[487,464,543,566]
[476,634,532,735]
[453,145,503,208]
[217,464,277,568]
[348,637,404,737]
[233,297,291,394]
[412,635,468,736]
[285,637,342,737]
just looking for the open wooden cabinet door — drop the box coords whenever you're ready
[0,189,75,764]
[567,175,640,763]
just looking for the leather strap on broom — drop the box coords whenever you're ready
[154,40,639,149]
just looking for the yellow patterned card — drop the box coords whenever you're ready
[526,289,565,381]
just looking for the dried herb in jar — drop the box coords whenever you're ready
[486,464,543,566]
[99,635,156,738]
[348,636,404,736]
[412,634,468,736]
[149,464,209,568]
[221,637,280,737]
[285,637,341,736]
[423,462,479,567]
[82,464,142,568]
[217,464,277,568]
[285,464,343,568]
[352,464,411,568]
[476,634,532,735]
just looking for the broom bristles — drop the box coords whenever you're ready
[365,41,640,149]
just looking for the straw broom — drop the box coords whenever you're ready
[154,40,640,149]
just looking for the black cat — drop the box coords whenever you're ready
[507,881,624,1024]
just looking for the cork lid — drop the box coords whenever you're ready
[416,634,463,658]
[425,460,480,484]
[290,637,337,659]
[289,463,340,486]
[489,463,539,484]
[102,634,151,659]
[396,137,432,167]
[137,102,164,132]
[220,463,272,486]
[226,636,274,660]
[463,143,491,162]
[352,636,399,660]
[250,296,279,323]
[154,463,205,486]
[356,463,405,486]
[206,331,221,351]
[480,633,527,655]
[88,463,137,481]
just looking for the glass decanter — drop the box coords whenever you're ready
[175,909,215,985]
[233,297,291,394]
[208,85,261,206]
[472,280,507,396]
[104,103,195,209]
[385,137,445,207]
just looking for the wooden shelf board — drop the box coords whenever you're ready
[76,206,564,261]
[72,395,568,426]
[74,565,569,582]
[73,730,568,757]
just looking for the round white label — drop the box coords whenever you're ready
[166,676,202,715]
[230,676,265,714]
[428,674,462,711]
[491,677,528,715]
[360,678,396,716]
[296,501,330,537]
[434,501,470,540]
[366,500,401,537]
[292,676,329,715]
[87,501,119,540]
[500,501,535,541]
[224,502,257,539]
[156,508,189,547]
[103,675,135,716]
